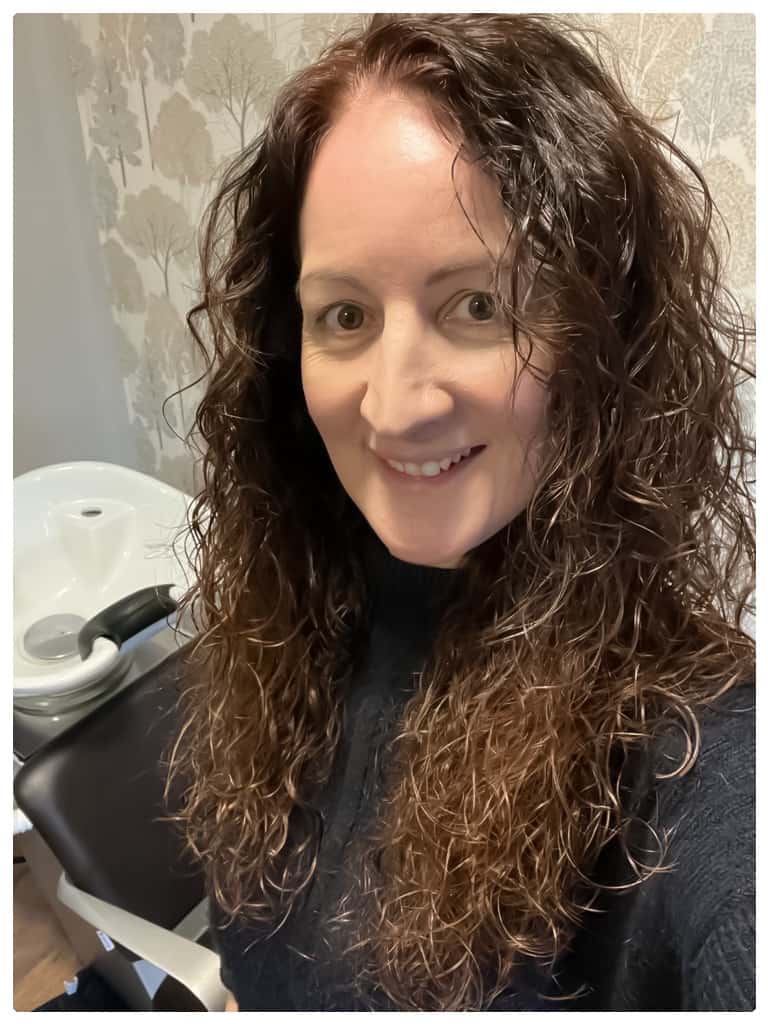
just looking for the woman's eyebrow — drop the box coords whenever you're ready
[296,260,496,299]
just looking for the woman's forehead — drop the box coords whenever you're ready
[299,91,508,267]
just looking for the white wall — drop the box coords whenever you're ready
[14,14,138,478]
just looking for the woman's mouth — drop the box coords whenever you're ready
[376,445,486,486]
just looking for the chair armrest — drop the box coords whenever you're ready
[57,872,229,1011]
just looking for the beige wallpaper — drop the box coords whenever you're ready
[62,14,755,496]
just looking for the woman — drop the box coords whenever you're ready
[168,13,755,1011]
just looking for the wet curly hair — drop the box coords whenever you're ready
[166,13,755,1011]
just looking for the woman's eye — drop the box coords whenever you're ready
[317,303,366,332]
[448,292,498,322]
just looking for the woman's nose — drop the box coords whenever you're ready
[360,377,456,441]
[358,309,457,435]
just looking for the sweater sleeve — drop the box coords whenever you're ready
[685,900,755,1010]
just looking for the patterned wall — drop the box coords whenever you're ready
[61,14,755,497]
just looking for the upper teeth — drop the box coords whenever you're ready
[386,447,474,477]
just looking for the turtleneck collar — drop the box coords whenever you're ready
[361,523,467,625]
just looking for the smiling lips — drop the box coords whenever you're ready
[378,445,486,479]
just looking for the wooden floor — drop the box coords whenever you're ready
[13,856,82,1011]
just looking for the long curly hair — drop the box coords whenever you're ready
[166,13,755,1011]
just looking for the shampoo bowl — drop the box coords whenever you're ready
[14,461,195,711]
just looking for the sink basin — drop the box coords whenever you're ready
[14,461,195,710]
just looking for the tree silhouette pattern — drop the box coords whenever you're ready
[153,92,214,190]
[117,185,193,298]
[184,15,286,152]
[90,54,142,187]
[98,14,185,171]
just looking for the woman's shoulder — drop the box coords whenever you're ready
[617,674,754,831]
[650,674,755,829]
[608,675,754,934]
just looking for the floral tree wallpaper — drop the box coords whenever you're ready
[61,13,755,499]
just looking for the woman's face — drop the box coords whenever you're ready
[298,86,552,569]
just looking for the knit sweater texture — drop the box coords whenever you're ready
[210,529,755,1010]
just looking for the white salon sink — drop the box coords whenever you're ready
[14,461,195,711]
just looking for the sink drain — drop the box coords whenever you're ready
[23,614,86,661]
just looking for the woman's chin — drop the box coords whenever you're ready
[375,531,468,570]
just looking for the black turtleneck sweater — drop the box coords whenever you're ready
[210,529,755,1011]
